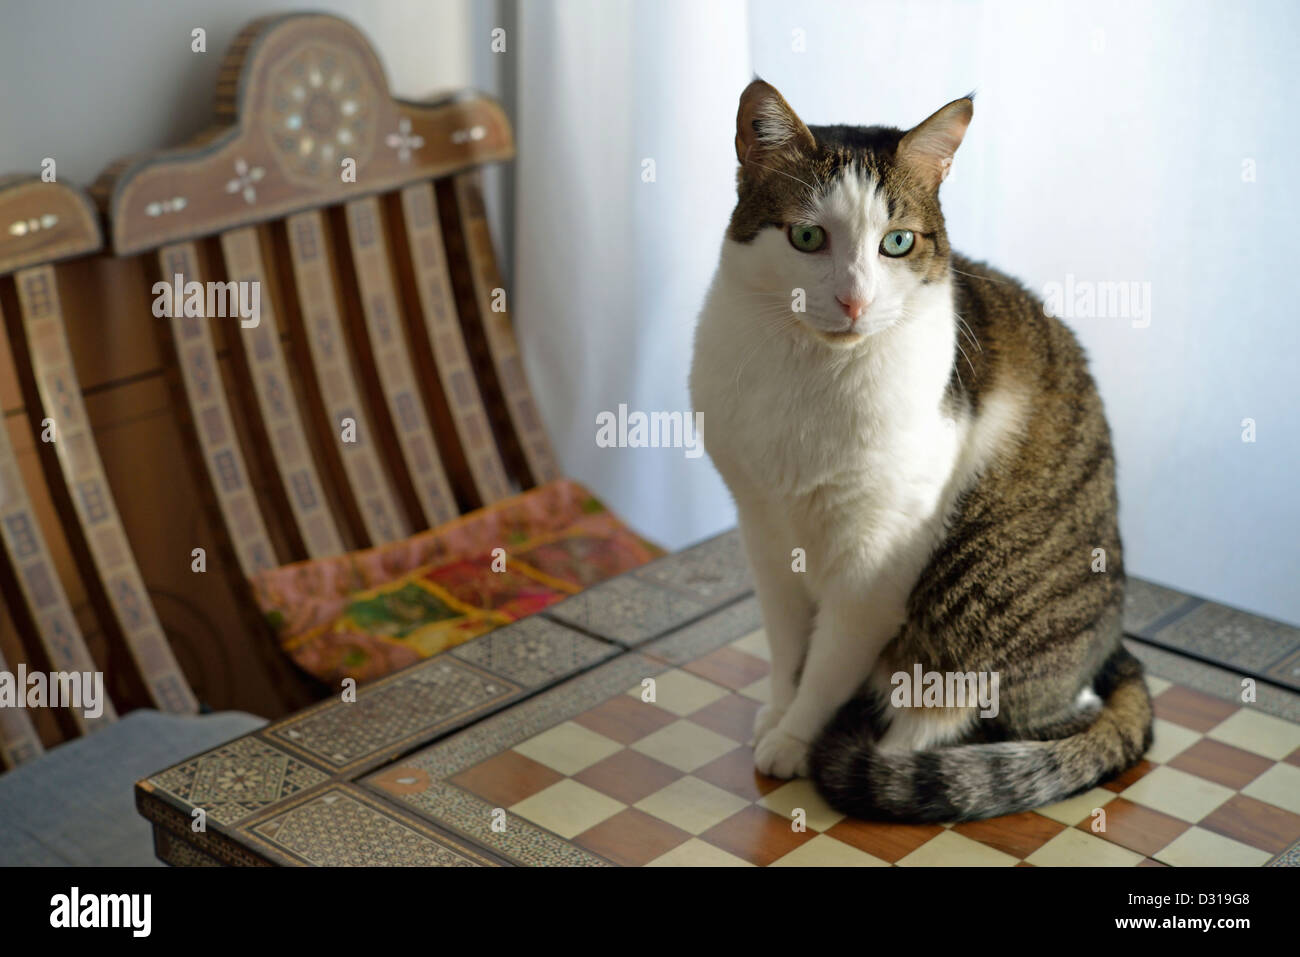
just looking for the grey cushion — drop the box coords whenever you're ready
[0,709,266,866]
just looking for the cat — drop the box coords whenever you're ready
[688,79,1152,822]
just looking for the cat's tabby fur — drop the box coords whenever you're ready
[690,80,1152,822]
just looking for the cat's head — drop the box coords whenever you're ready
[724,80,972,346]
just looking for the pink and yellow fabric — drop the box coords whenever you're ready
[249,480,662,686]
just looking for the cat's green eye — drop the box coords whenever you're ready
[881,229,916,257]
[788,224,827,253]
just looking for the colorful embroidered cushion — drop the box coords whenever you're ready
[248,480,662,686]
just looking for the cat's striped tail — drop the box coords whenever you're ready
[809,647,1154,823]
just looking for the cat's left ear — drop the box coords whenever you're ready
[897,97,973,190]
[735,79,816,172]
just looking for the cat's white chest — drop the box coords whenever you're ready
[691,285,970,594]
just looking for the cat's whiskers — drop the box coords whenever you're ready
[730,292,804,302]
[949,265,1011,286]
[955,312,983,353]
[952,340,974,391]
[896,305,978,388]
[732,311,803,397]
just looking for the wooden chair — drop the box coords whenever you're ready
[0,176,266,864]
[92,12,554,556]
[0,12,657,864]
[85,12,653,686]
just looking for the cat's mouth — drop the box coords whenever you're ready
[805,315,899,345]
[805,320,871,346]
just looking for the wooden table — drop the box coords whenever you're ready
[137,530,1300,866]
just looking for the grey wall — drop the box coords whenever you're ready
[0,0,493,185]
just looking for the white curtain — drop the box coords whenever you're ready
[512,0,750,550]
[508,0,1300,625]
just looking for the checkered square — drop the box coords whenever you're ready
[438,634,1300,866]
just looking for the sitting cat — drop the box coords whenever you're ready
[689,80,1152,822]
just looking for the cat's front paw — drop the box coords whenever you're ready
[754,728,810,779]
[751,704,786,745]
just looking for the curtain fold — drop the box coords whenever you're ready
[512,0,750,549]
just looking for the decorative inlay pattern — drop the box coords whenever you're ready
[1265,647,1300,692]
[0,645,44,765]
[1124,577,1199,635]
[98,14,515,256]
[268,657,520,771]
[546,574,707,647]
[449,172,560,485]
[154,828,223,866]
[136,792,274,866]
[385,116,424,162]
[158,244,278,577]
[1269,839,1300,867]
[0,179,101,274]
[219,226,343,558]
[0,398,114,736]
[284,209,408,544]
[1128,640,1300,724]
[451,616,617,687]
[7,213,58,236]
[267,41,375,185]
[363,654,666,864]
[635,528,751,607]
[344,195,455,525]
[1151,602,1300,675]
[642,595,762,667]
[144,197,187,217]
[450,125,487,145]
[148,737,328,825]
[224,158,265,204]
[13,263,194,713]
[381,653,664,780]
[249,787,491,866]
[399,181,510,503]
[380,781,608,866]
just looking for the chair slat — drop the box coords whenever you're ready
[442,172,560,487]
[218,226,345,558]
[157,243,280,580]
[0,384,117,736]
[342,196,457,526]
[281,210,409,544]
[11,263,197,713]
[396,183,511,505]
[0,642,44,768]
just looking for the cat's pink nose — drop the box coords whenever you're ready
[837,295,869,319]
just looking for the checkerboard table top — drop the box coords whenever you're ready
[137,530,1300,866]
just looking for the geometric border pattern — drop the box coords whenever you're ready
[246,785,499,867]
[146,736,329,825]
[267,657,522,774]
[1125,578,1300,692]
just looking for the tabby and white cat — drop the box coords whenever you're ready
[689,80,1152,822]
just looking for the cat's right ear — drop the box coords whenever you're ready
[735,79,816,174]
